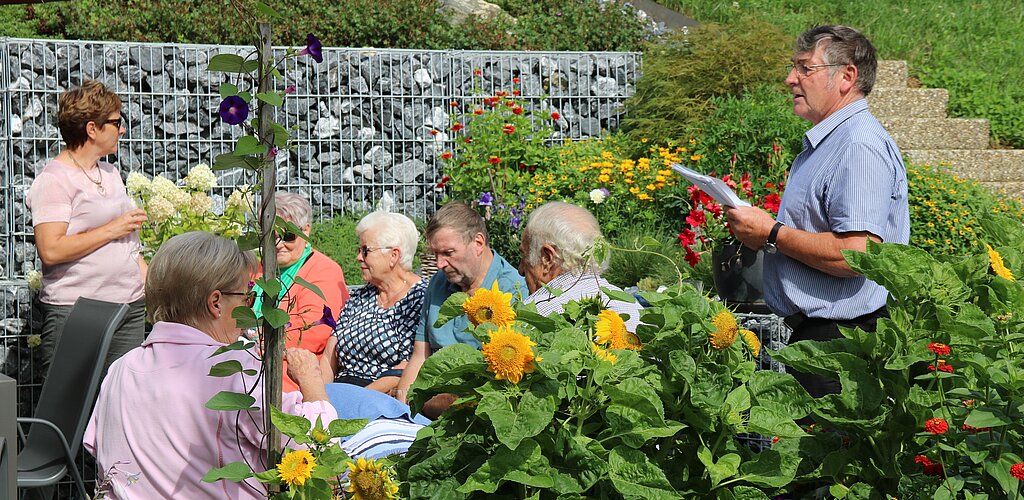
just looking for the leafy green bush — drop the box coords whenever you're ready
[921,67,1024,148]
[499,0,647,52]
[602,227,689,289]
[310,213,364,285]
[621,16,792,147]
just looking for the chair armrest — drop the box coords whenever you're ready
[16,417,77,463]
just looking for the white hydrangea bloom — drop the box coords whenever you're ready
[147,195,176,222]
[125,171,151,196]
[189,192,213,214]
[26,268,42,292]
[184,163,217,191]
[226,186,254,214]
[589,188,607,204]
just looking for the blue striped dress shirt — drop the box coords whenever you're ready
[763,98,909,319]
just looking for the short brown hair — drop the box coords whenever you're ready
[57,80,122,149]
[424,201,487,245]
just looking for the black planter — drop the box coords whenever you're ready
[712,244,766,309]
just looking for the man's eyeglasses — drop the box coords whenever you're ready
[222,290,256,308]
[275,231,298,244]
[358,245,393,258]
[786,62,846,77]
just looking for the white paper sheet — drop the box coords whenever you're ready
[669,163,751,208]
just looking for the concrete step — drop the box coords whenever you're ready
[868,88,948,118]
[904,149,1024,181]
[980,181,1024,200]
[880,117,989,150]
[875,60,908,89]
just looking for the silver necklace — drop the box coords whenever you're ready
[68,152,106,196]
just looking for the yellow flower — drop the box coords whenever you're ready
[346,457,399,500]
[690,154,702,161]
[482,326,539,384]
[595,310,641,350]
[740,329,761,357]
[988,244,1016,281]
[591,342,617,364]
[463,282,516,326]
[277,449,316,487]
[709,311,738,350]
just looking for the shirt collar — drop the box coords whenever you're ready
[804,98,869,149]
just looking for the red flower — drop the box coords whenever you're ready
[961,424,990,433]
[686,208,707,228]
[678,228,696,247]
[473,68,482,76]
[429,129,438,136]
[923,462,945,477]
[928,360,953,373]
[464,138,472,143]
[488,156,501,165]
[512,106,523,115]
[451,123,464,132]
[440,151,453,160]
[706,202,723,217]
[512,89,521,96]
[502,124,515,134]
[512,77,520,83]
[473,108,484,115]
[924,418,949,435]
[914,455,932,465]
[771,436,780,444]
[450,101,459,107]
[551,111,561,120]
[1010,463,1024,480]
[684,246,701,267]
[505,100,515,107]
[762,193,781,213]
[928,343,951,356]
[435,175,451,189]
[722,174,737,189]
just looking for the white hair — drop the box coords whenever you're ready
[356,211,419,270]
[523,201,606,274]
[274,191,313,228]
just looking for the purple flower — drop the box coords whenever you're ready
[316,305,337,329]
[284,84,297,94]
[268,147,279,159]
[510,215,522,230]
[600,188,610,197]
[218,95,249,125]
[298,34,323,63]
[479,192,493,207]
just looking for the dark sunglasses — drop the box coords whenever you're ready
[275,231,298,244]
[222,290,256,308]
[101,113,126,129]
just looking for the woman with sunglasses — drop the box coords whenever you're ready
[320,211,426,394]
[26,80,148,379]
[250,191,349,392]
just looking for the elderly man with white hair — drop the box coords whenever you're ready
[519,201,642,331]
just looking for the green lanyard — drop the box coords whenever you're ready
[251,244,313,318]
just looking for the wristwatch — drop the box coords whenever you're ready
[765,221,784,254]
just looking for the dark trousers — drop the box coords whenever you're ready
[783,306,888,399]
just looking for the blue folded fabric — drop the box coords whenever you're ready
[325,383,431,427]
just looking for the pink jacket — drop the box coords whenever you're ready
[84,321,337,499]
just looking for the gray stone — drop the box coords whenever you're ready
[393,159,429,183]
[103,46,130,70]
[21,45,57,70]
[161,121,201,136]
[352,163,376,181]
[315,117,341,138]
[364,146,393,168]
[165,59,187,84]
[579,117,603,136]
[131,46,165,73]
[120,65,146,86]
[350,76,370,94]
[591,76,619,96]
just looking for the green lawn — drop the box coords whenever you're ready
[666,0,1024,148]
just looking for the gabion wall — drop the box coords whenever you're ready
[0,37,641,412]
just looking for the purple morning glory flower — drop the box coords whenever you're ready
[284,84,296,94]
[479,192,493,207]
[298,34,323,63]
[316,305,337,329]
[219,95,249,126]
[268,147,279,159]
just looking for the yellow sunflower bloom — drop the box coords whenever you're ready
[347,457,399,500]
[463,282,516,326]
[591,342,618,364]
[482,326,539,384]
[595,310,641,350]
[740,329,761,357]
[988,244,1016,281]
[277,449,316,487]
[709,311,738,350]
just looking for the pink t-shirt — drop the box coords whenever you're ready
[26,159,144,305]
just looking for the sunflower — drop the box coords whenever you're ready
[347,457,399,500]
[463,282,516,326]
[277,449,316,487]
[482,326,539,384]
[591,342,618,364]
[740,329,761,357]
[595,310,636,350]
[988,244,1016,281]
[709,310,738,350]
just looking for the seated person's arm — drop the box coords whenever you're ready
[286,348,329,403]
[422,394,458,420]
[394,340,429,403]
[320,336,340,384]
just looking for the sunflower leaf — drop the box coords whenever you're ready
[435,292,469,328]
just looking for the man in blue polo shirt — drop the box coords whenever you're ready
[395,201,526,417]
[725,25,909,398]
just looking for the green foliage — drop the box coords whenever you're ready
[310,212,365,286]
[602,226,689,289]
[397,286,802,497]
[667,0,1024,148]
[906,161,1024,257]
[498,0,647,52]
[621,16,792,147]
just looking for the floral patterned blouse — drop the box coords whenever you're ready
[332,279,428,381]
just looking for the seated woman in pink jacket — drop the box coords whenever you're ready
[85,231,337,499]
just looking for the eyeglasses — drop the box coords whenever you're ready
[222,290,256,308]
[275,231,298,244]
[101,114,126,129]
[786,62,846,77]
[358,245,393,257]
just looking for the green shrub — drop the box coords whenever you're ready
[921,67,1024,148]
[310,213,364,285]
[621,16,792,148]
[499,0,646,52]
[602,226,689,289]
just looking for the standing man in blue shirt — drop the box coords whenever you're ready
[395,201,526,417]
[726,25,909,398]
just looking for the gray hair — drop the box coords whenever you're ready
[523,201,606,274]
[146,231,257,327]
[424,201,488,245]
[795,25,877,95]
[274,191,313,228]
[356,211,419,270]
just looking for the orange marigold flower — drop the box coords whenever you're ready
[924,418,949,434]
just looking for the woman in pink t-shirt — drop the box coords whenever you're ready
[26,80,149,378]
